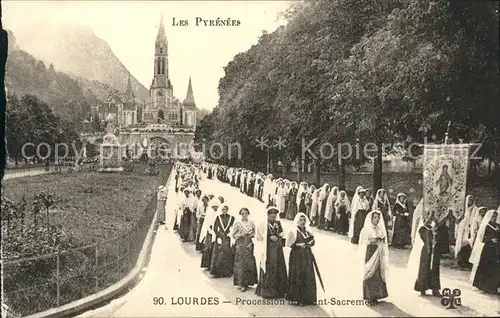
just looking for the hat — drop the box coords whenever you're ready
[267,207,280,215]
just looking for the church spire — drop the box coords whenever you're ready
[156,12,166,43]
[125,73,134,100]
[183,76,196,106]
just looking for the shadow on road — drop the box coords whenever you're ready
[369,301,413,317]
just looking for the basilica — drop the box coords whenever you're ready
[88,15,198,158]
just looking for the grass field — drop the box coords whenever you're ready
[1,163,173,316]
[2,164,172,250]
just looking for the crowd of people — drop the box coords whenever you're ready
[156,161,500,307]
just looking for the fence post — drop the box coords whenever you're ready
[56,252,61,307]
[127,231,131,271]
[95,244,99,292]
[116,238,120,280]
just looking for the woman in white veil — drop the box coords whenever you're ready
[372,189,392,230]
[348,186,363,239]
[285,212,319,306]
[310,186,320,226]
[411,199,423,244]
[358,210,389,305]
[469,209,499,294]
[255,206,287,298]
[454,195,476,266]
[325,186,339,230]
[317,183,330,229]
[407,216,442,296]
[334,190,351,235]
[200,198,221,269]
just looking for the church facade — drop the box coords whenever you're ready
[87,15,198,159]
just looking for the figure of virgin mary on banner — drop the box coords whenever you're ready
[422,144,470,224]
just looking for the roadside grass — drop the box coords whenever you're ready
[1,163,173,316]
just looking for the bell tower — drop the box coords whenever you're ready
[154,13,168,81]
[149,13,173,121]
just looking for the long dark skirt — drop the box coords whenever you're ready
[210,235,235,277]
[233,237,258,287]
[305,204,312,220]
[336,206,349,235]
[255,240,287,298]
[286,197,298,220]
[414,247,441,292]
[195,217,205,251]
[173,213,179,231]
[157,200,166,223]
[472,243,500,294]
[437,225,450,254]
[363,244,388,301]
[392,215,411,248]
[318,200,328,229]
[327,211,336,230]
[188,214,197,242]
[201,233,213,269]
[457,244,472,268]
[179,209,192,241]
[351,209,368,244]
[298,200,306,213]
[286,247,317,305]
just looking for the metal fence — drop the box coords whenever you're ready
[2,191,159,317]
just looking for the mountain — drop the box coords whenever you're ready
[6,30,95,124]
[10,22,149,102]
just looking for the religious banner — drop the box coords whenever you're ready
[422,144,470,224]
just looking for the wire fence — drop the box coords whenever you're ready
[1,189,159,317]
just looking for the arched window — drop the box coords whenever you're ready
[158,110,165,120]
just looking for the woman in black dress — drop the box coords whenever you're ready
[391,193,412,249]
[210,205,236,277]
[200,199,221,269]
[255,207,288,299]
[285,212,318,306]
[334,190,350,235]
[469,210,500,294]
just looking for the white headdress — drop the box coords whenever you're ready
[411,198,423,244]
[469,209,498,282]
[255,206,281,278]
[198,198,222,243]
[454,195,475,258]
[372,189,392,216]
[348,186,364,238]
[358,210,390,286]
[285,212,312,248]
[325,186,339,221]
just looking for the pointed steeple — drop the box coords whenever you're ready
[183,76,195,106]
[125,73,134,100]
[156,12,166,43]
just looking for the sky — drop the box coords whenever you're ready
[3,0,292,110]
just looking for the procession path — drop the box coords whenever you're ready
[80,175,499,317]
[3,167,48,180]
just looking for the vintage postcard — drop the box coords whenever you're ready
[1,0,499,317]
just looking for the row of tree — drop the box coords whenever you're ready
[6,94,82,165]
[196,0,500,189]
